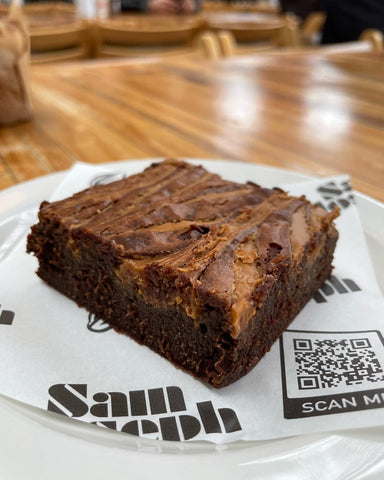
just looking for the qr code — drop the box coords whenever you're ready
[281,330,384,399]
[294,338,384,391]
[280,330,384,418]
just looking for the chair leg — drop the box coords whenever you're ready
[217,30,236,58]
[359,29,384,52]
[197,31,221,60]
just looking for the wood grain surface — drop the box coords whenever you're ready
[0,51,383,201]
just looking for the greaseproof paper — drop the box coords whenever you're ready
[0,161,384,443]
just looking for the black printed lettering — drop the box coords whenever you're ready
[0,306,15,325]
[87,313,112,333]
[313,276,362,303]
[166,386,186,412]
[179,415,201,440]
[47,384,242,439]
[48,384,88,417]
[218,408,242,433]
[122,420,139,436]
[148,388,167,414]
[197,401,221,434]
[130,390,147,416]
[142,419,159,435]
[90,392,110,417]
[160,416,180,441]
[110,392,129,417]
[317,180,354,212]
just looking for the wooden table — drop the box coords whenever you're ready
[0,50,383,202]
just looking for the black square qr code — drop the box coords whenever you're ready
[280,330,384,419]
[294,337,384,390]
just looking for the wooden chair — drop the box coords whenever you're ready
[13,2,90,64]
[217,30,236,57]
[300,11,326,45]
[296,13,382,51]
[281,12,301,47]
[195,30,221,59]
[264,28,384,57]
[306,28,384,53]
[359,29,383,52]
[215,15,300,56]
[23,2,77,27]
[29,20,91,64]
[23,2,76,14]
[210,22,283,43]
[93,18,205,58]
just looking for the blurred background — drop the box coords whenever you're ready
[0,0,383,202]
[0,0,383,64]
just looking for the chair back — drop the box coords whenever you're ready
[315,29,383,53]
[214,14,300,56]
[196,30,221,59]
[23,1,77,28]
[31,21,87,51]
[210,22,283,44]
[208,13,299,47]
[30,20,90,63]
[217,30,236,57]
[93,18,201,57]
[301,11,326,37]
[359,29,383,52]
[299,11,326,45]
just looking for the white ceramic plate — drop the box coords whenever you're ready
[1,159,384,480]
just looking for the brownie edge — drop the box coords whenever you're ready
[27,159,339,388]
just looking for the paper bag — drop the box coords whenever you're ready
[0,2,32,126]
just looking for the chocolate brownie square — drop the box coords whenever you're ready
[27,159,339,388]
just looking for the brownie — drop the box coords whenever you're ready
[27,159,339,388]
